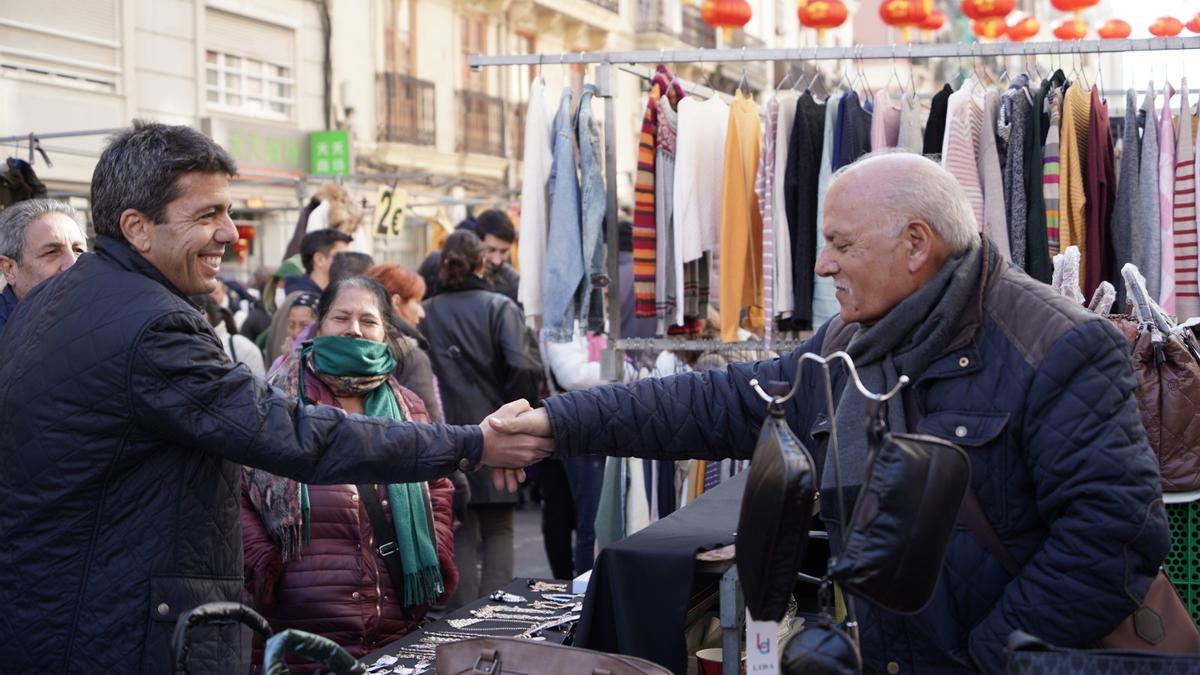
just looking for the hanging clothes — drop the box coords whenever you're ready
[718,91,764,343]
[674,95,727,330]
[785,91,827,331]
[755,99,779,342]
[1159,81,1178,308]
[1044,86,1064,256]
[812,93,843,328]
[1137,85,1162,299]
[1085,86,1116,298]
[542,86,583,342]
[1174,79,1199,318]
[655,95,679,330]
[897,92,923,154]
[834,90,872,170]
[1059,82,1091,286]
[1000,76,1032,269]
[942,79,987,234]
[924,83,953,157]
[632,66,682,318]
[579,84,608,334]
[517,78,554,328]
[1025,71,1065,282]
[772,91,799,326]
[1111,88,1141,310]
[979,88,1011,260]
[870,88,900,151]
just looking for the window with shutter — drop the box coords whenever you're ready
[0,0,121,92]
[204,9,296,120]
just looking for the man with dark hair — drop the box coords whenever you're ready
[474,209,520,302]
[328,250,375,286]
[0,198,87,335]
[286,228,353,294]
[0,121,552,673]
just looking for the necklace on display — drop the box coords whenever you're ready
[527,580,569,593]
[540,593,581,604]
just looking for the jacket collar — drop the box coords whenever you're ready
[94,235,193,304]
[430,274,489,297]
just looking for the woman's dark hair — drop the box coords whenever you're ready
[316,275,399,343]
[437,230,484,288]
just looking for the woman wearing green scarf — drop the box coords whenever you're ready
[242,276,458,672]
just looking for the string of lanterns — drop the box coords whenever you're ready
[692,1,1200,46]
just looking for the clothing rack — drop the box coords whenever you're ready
[468,37,1200,381]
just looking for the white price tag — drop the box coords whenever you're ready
[745,609,780,675]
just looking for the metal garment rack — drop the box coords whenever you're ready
[469,35,1200,380]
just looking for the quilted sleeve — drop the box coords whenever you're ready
[542,332,823,462]
[967,319,1169,671]
[129,312,484,485]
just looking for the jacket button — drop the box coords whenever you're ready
[351,591,361,600]
[955,425,968,438]
[381,500,388,507]
[157,602,170,616]
[458,457,472,472]
[958,356,970,368]
[886,662,900,674]
[351,493,359,502]
[356,543,362,551]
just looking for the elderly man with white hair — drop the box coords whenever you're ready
[0,198,87,336]
[490,152,1168,673]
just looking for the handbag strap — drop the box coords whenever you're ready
[355,484,411,617]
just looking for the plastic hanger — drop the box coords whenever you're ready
[886,45,905,96]
[907,44,917,96]
[775,63,794,95]
[733,47,749,96]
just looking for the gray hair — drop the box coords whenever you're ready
[830,151,979,254]
[0,199,83,262]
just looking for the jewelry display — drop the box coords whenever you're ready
[540,593,581,604]
[489,590,526,603]
[531,600,577,610]
[474,603,556,615]
[527,580,569,593]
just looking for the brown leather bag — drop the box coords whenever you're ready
[436,638,672,675]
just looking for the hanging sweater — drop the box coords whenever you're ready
[870,88,900,151]
[755,99,778,342]
[897,92,923,153]
[1001,78,1032,269]
[517,78,554,326]
[1085,86,1116,298]
[772,91,799,323]
[834,91,872,171]
[1174,79,1198,318]
[1159,81,1178,308]
[1111,88,1141,310]
[812,95,842,328]
[632,66,682,318]
[719,92,764,343]
[942,80,987,233]
[924,84,953,157]
[979,89,1011,261]
[1025,71,1066,283]
[1044,86,1064,256]
[1136,85,1162,299]
[784,91,827,330]
[1059,83,1091,286]
[655,95,679,328]
[675,96,729,265]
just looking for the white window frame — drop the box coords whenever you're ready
[204,49,295,121]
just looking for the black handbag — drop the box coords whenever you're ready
[781,616,862,675]
[171,602,273,674]
[1006,630,1200,675]
[263,629,368,674]
[736,385,817,622]
[829,400,971,614]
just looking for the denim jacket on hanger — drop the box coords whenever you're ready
[577,83,608,333]
[544,85,583,342]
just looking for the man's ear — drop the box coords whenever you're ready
[0,255,16,286]
[119,209,154,253]
[904,220,937,274]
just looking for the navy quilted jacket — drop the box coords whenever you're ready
[0,236,484,674]
[545,251,1168,674]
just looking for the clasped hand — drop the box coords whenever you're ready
[478,399,554,493]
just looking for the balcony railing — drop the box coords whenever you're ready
[512,104,526,162]
[458,90,506,157]
[636,0,716,49]
[584,0,619,11]
[377,72,436,145]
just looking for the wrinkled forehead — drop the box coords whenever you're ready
[26,212,86,249]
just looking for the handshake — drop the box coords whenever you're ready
[478,399,555,493]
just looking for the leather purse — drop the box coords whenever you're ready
[262,628,367,675]
[781,617,862,675]
[736,390,818,622]
[829,402,971,614]
[171,601,272,675]
[435,637,672,674]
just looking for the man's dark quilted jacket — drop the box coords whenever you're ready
[545,251,1169,674]
[0,236,483,674]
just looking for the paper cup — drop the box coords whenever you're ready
[695,648,745,675]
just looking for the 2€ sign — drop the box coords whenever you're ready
[375,186,408,238]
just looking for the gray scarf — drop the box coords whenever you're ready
[820,240,986,507]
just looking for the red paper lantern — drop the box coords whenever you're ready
[701,0,752,43]
[972,18,1008,40]
[1097,19,1131,39]
[1150,16,1184,38]
[1052,17,1088,40]
[1188,13,1200,34]
[1049,0,1099,22]
[879,0,931,42]
[799,0,849,43]
[919,9,946,31]
[960,0,1015,22]
[1006,13,1039,42]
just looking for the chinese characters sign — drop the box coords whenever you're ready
[310,130,351,176]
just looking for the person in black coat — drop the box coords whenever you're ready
[420,230,543,608]
[0,122,552,674]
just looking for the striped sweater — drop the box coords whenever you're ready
[1044,87,1063,255]
[942,82,986,232]
[1174,78,1199,318]
[633,66,682,317]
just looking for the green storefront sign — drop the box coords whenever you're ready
[202,117,307,174]
[310,130,350,176]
